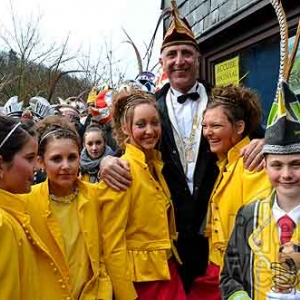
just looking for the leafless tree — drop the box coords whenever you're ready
[0,0,82,105]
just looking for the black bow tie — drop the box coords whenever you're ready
[177,92,199,104]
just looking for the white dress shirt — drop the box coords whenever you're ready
[272,196,300,237]
[166,82,208,193]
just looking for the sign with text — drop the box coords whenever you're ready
[215,56,239,87]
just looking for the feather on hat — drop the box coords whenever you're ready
[262,0,300,155]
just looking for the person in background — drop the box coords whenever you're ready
[80,124,114,183]
[81,86,98,129]
[57,104,84,140]
[22,115,112,300]
[187,85,272,300]
[99,89,186,300]
[99,0,264,292]
[93,89,117,151]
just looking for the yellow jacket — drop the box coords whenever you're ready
[205,137,272,269]
[0,188,45,299]
[24,179,112,300]
[98,144,178,300]
[249,195,300,299]
[81,173,90,182]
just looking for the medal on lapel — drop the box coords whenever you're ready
[186,147,195,163]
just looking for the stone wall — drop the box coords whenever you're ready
[172,0,260,39]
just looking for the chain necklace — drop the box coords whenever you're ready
[50,187,79,204]
[170,87,200,165]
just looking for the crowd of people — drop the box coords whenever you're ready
[0,0,299,299]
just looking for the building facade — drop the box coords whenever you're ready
[160,0,300,125]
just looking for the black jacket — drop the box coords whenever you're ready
[220,200,260,299]
[155,83,219,287]
[155,82,218,238]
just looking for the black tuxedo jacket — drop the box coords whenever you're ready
[155,82,218,238]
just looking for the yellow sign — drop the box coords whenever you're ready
[215,56,239,87]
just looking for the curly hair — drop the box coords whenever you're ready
[207,84,262,137]
[38,115,81,157]
[111,90,158,149]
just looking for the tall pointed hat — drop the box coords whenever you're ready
[161,0,198,51]
[262,0,300,155]
[87,87,98,105]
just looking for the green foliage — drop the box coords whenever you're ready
[290,57,300,95]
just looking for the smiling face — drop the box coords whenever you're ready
[160,44,199,93]
[125,103,161,154]
[39,138,80,196]
[84,131,105,159]
[0,136,38,194]
[265,154,300,202]
[202,106,244,158]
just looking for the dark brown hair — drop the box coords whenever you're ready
[111,90,158,149]
[38,115,81,157]
[83,124,106,144]
[207,84,262,137]
[0,116,37,162]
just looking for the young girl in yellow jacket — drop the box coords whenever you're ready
[22,115,112,300]
[0,116,42,299]
[98,90,186,300]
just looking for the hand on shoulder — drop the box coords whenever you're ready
[240,138,264,171]
[99,155,132,191]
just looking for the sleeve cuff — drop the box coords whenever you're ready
[228,290,251,300]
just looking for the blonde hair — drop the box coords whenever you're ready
[111,90,158,149]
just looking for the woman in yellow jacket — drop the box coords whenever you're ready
[188,85,272,300]
[98,90,186,300]
[23,115,112,300]
[0,116,46,299]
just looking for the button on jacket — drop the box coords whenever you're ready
[98,144,178,300]
[205,137,272,269]
[0,188,45,299]
[23,179,112,300]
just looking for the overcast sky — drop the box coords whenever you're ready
[0,0,163,79]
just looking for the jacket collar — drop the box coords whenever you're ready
[124,143,162,165]
[40,179,89,212]
[217,136,250,167]
[38,179,99,274]
[0,188,27,213]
